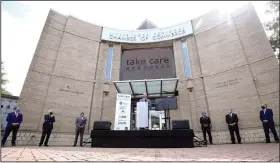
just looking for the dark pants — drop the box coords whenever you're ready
[74,127,85,146]
[202,127,212,144]
[1,125,19,146]
[263,123,279,143]
[228,125,241,144]
[39,129,52,146]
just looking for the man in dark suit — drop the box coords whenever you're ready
[1,107,23,146]
[226,109,241,144]
[200,112,213,145]
[39,110,55,147]
[73,112,87,147]
[259,104,279,143]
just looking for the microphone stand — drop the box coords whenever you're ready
[163,104,171,130]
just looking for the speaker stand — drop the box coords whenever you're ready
[82,137,91,146]
[193,134,207,147]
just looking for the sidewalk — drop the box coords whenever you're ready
[1,143,279,161]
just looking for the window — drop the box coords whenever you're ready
[105,45,114,80]
[181,40,192,78]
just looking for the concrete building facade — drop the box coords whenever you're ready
[15,3,279,146]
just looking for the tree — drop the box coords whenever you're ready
[264,1,279,60]
[1,61,11,95]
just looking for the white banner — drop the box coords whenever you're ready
[114,93,131,130]
[136,102,149,128]
[101,21,193,43]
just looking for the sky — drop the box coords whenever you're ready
[1,1,273,96]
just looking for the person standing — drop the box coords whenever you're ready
[259,104,279,143]
[39,110,55,147]
[139,92,151,106]
[73,112,87,147]
[200,112,213,145]
[226,109,241,144]
[1,107,23,147]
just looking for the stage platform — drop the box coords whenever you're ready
[90,129,194,148]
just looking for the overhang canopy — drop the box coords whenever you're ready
[113,78,179,98]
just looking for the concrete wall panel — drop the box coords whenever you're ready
[19,10,67,131]
[196,20,247,76]
[204,65,261,130]
[65,16,102,42]
[234,8,274,64]
[53,33,99,82]
[192,9,231,35]
[41,76,93,132]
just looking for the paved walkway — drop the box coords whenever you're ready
[1,143,279,161]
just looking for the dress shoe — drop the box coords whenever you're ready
[73,145,76,147]
[44,145,49,147]
[12,144,16,147]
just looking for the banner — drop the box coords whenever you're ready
[114,93,131,130]
[101,21,193,43]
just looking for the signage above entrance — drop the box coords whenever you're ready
[101,21,193,43]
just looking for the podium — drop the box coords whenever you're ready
[136,102,149,129]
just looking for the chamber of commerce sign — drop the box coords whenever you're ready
[101,21,193,43]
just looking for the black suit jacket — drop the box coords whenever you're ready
[259,108,274,125]
[200,116,211,129]
[226,113,238,127]
[43,114,55,130]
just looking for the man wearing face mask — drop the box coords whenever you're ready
[1,107,23,147]
[39,110,55,147]
[259,104,279,143]
[73,112,87,147]
[226,109,241,144]
[200,112,213,145]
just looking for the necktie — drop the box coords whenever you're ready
[145,99,146,102]
[16,113,18,118]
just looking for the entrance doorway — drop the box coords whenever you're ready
[113,78,179,130]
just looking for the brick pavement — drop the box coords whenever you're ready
[1,143,279,161]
